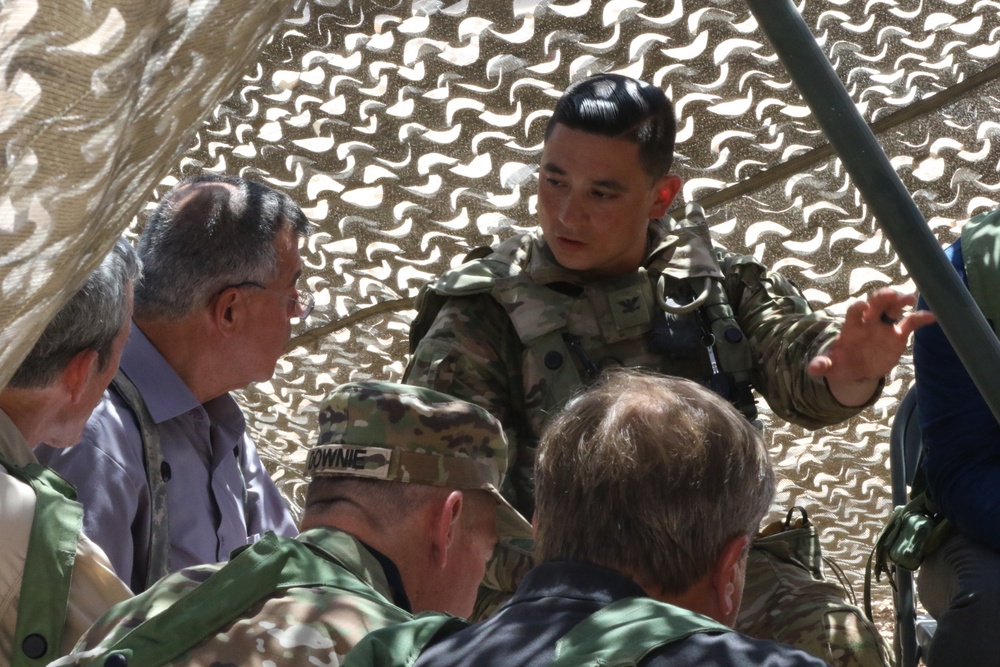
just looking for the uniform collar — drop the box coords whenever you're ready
[297,527,412,613]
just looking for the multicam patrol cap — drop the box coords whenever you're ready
[306,381,533,540]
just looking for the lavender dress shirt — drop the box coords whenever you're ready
[36,327,297,592]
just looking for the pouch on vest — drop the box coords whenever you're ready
[864,492,951,620]
[740,506,893,667]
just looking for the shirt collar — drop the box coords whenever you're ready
[120,326,200,423]
[511,561,648,607]
[120,326,246,436]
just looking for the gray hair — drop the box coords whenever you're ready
[134,173,310,320]
[533,369,775,596]
[10,237,141,389]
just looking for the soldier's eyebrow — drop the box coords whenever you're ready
[540,162,565,175]
[540,162,627,192]
[591,179,626,192]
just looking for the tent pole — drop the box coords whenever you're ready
[746,0,1000,424]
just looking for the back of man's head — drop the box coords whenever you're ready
[302,381,531,617]
[545,73,676,178]
[134,173,309,320]
[534,370,774,597]
[9,237,140,389]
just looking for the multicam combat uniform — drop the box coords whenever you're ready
[51,528,414,667]
[406,214,874,515]
[404,213,892,666]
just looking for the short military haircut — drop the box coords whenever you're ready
[533,370,774,596]
[305,477,447,529]
[134,173,310,320]
[9,237,140,389]
[545,73,677,178]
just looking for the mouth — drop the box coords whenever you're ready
[556,236,586,250]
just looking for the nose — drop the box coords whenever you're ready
[557,190,586,229]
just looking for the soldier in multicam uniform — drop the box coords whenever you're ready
[51,382,532,667]
[404,73,933,665]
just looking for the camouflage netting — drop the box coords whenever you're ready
[0,0,302,387]
[6,0,1000,608]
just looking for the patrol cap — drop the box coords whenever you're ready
[306,381,532,541]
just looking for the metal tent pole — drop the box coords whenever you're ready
[746,0,1000,425]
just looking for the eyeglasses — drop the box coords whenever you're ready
[226,281,315,321]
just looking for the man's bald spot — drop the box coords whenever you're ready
[168,180,248,222]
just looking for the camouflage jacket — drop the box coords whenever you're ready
[405,219,879,514]
[52,528,413,667]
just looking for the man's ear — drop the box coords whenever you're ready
[430,490,464,570]
[211,287,242,335]
[60,349,100,403]
[649,174,682,219]
[712,534,750,626]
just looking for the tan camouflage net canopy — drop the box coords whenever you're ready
[4,0,1000,605]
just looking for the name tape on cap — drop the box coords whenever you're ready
[306,445,393,479]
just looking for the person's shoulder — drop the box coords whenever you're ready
[79,388,141,453]
[642,631,829,666]
[282,581,415,627]
[430,234,532,296]
[34,390,144,477]
[0,471,36,542]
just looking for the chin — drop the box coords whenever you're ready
[251,361,280,385]
[551,252,595,273]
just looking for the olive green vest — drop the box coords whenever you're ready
[342,595,731,667]
[961,208,1000,334]
[0,458,84,667]
[79,529,396,667]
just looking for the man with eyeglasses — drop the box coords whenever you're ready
[37,174,308,593]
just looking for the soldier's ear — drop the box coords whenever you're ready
[430,490,464,569]
[648,174,682,218]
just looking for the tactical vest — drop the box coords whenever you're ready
[109,372,171,591]
[410,207,760,441]
[342,595,731,667]
[80,529,398,667]
[961,208,1000,335]
[0,457,84,667]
